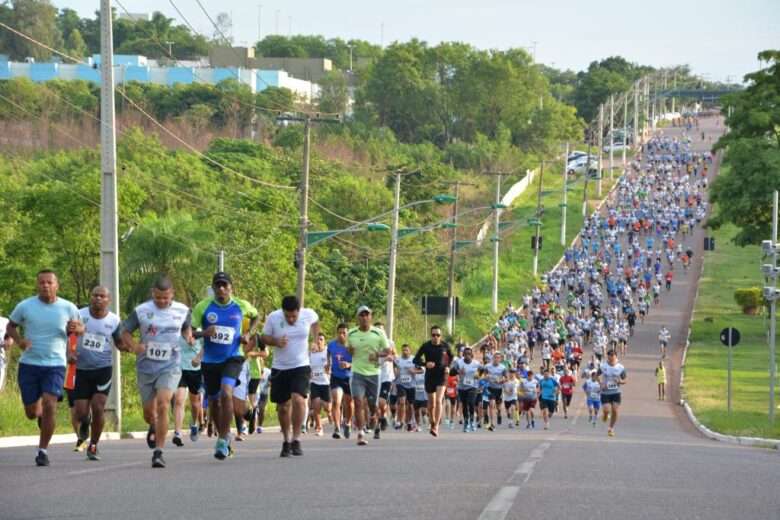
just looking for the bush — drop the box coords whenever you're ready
[733,287,763,314]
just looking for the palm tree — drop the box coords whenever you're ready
[121,212,216,312]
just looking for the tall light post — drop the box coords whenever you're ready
[561,142,569,245]
[609,94,615,180]
[491,174,503,314]
[597,104,604,196]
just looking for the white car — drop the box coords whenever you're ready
[567,155,598,176]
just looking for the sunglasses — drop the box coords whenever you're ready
[431,333,441,337]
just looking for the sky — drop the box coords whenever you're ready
[58,0,779,83]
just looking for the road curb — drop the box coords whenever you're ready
[0,426,282,449]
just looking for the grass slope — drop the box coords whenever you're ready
[686,221,780,439]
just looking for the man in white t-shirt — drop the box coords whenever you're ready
[260,295,321,458]
[0,314,12,392]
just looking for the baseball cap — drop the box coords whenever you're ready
[212,272,232,285]
[356,305,372,315]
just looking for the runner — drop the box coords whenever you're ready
[260,295,320,457]
[454,346,480,432]
[70,286,125,461]
[520,370,538,429]
[253,360,271,433]
[502,369,520,428]
[484,353,506,431]
[444,367,459,428]
[583,370,602,425]
[327,323,352,439]
[346,306,391,446]
[375,322,395,433]
[245,337,269,434]
[413,325,454,437]
[309,332,331,436]
[121,275,193,468]
[192,272,259,460]
[558,366,576,420]
[6,270,83,466]
[173,335,203,446]
[394,343,417,432]
[655,360,666,401]
[658,325,671,358]
[538,368,559,430]
[600,350,627,436]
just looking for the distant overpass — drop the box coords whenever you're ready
[658,88,742,102]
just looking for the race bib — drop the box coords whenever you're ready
[590,392,600,400]
[146,342,172,361]
[312,370,324,379]
[463,377,475,386]
[82,333,106,352]
[211,326,235,345]
[606,381,618,391]
[400,375,412,385]
[415,384,425,393]
[490,374,501,383]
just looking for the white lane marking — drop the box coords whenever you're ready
[479,439,554,518]
[67,461,144,475]
[477,485,520,520]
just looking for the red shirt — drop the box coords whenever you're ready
[446,375,458,398]
[559,375,575,396]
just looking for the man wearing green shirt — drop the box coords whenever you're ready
[347,305,391,446]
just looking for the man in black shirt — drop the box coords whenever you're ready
[413,325,453,437]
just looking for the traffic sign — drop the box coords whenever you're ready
[720,327,740,347]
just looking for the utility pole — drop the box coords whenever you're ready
[561,142,569,246]
[609,94,615,180]
[385,171,402,341]
[532,160,544,277]
[622,93,628,169]
[447,182,461,336]
[597,104,604,196]
[257,4,262,42]
[582,132,591,217]
[633,81,640,148]
[218,250,225,272]
[276,114,340,306]
[492,173,502,314]
[296,117,311,305]
[99,0,121,434]
[651,78,656,130]
[672,68,677,114]
[644,79,651,139]
[771,191,778,423]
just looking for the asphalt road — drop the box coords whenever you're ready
[1,117,778,520]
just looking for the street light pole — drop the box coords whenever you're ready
[385,171,402,341]
[597,104,603,196]
[99,0,121,433]
[491,173,502,314]
[532,160,544,277]
[771,191,778,423]
[622,93,628,169]
[633,81,640,148]
[609,94,615,180]
[561,142,569,246]
[582,132,591,217]
[446,182,461,336]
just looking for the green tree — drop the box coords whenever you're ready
[64,27,88,58]
[0,0,62,61]
[318,71,349,114]
[710,50,780,245]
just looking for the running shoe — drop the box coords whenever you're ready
[488,424,495,432]
[189,424,199,442]
[463,423,468,433]
[280,442,291,458]
[315,428,323,437]
[290,440,303,456]
[86,444,100,461]
[608,429,615,437]
[332,430,342,439]
[146,425,156,449]
[214,438,228,460]
[73,438,86,452]
[373,428,381,440]
[343,425,351,439]
[172,431,183,447]
[357,434,367,446]
[151,449,165,468]
[35,450,49,467]
[256,427,264,434]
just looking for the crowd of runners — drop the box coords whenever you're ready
[0,128,712,468]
